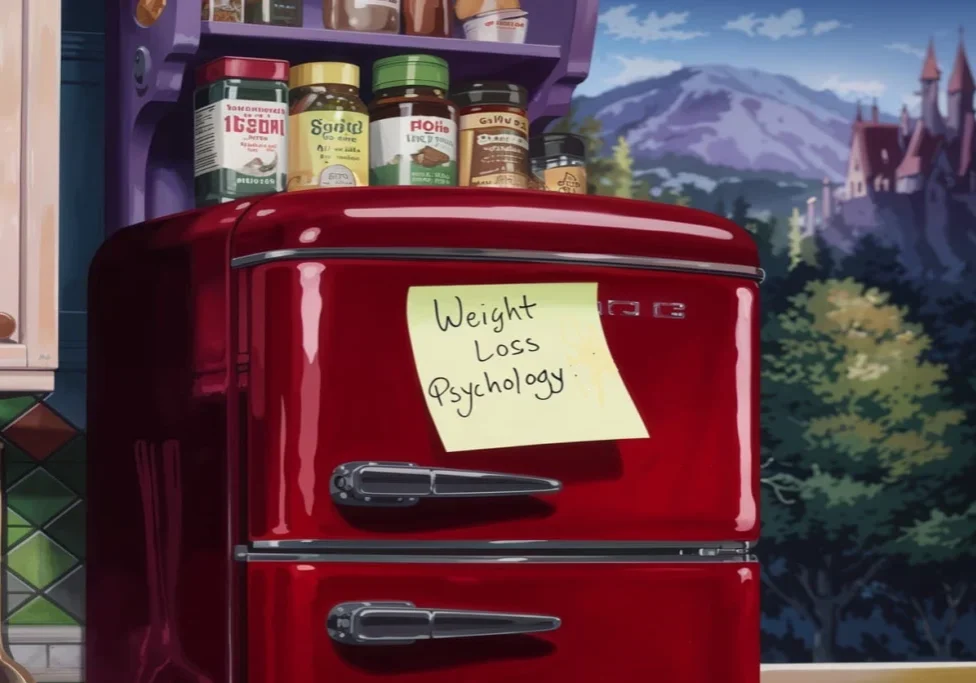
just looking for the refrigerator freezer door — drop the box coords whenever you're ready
[244,259,759,545]
[245,558,760,683]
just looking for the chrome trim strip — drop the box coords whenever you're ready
[250,539,752,554]
[234,547,757,564]
[230,247,765,281]
[249,539,751,552]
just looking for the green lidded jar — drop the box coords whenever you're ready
[193,57,290,207]
[368,54,459,187]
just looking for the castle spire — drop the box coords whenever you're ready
[871,97,880,123]
[921,38,941,81]
[948,26,974,94]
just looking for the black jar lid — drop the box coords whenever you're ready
[530,133,586,160]
[451,82,528,109]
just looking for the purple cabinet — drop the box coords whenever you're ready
[105,0,599,233]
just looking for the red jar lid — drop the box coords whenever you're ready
[195,57,290,87]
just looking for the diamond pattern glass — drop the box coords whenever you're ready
[2,403,77,461]
[2,401,86,627]
[7,469,76,528]
[6,531,79,590]
[2,439,37,488]
[46,502,85,559]
[8,595,78,625]
[0,397,36,430]
[43,436,86,495]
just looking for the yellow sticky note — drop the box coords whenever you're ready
[406,282,649,453]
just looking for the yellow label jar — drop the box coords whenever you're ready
[287,62,369,190]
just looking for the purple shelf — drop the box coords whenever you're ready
[200,20,561,60]
[105,0,598,233]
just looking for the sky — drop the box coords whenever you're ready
[578,0,976,116]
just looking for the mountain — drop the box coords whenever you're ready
[574,64,898,183]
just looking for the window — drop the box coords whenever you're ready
[857,182,863,194]
[881,149,889,164]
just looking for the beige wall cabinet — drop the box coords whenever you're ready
[0,0,61,393]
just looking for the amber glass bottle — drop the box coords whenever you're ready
[402,0,452,37]
[451,82,529,188]
[369,55,458,186]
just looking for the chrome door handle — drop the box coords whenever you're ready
[327,601,561,646]
[330,461,562,507]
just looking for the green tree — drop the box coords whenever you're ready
[714,198,727,218]
[731,195,750,227]
[760,278,967,662]
[607,136,634,199]
[881,505,976,658]
[787,207,819,270]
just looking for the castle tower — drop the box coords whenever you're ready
[822,177,833,220]
[947,27,974,140]
[806,197,818,234]
[899,104,913,149]
[919,39,945,134]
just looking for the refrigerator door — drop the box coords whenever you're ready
[245,558,759,683]
[243,258,759,545]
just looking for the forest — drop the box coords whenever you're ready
[552,114,976,663]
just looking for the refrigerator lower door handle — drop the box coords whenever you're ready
[330,461,562,507]
[327,601,562,645]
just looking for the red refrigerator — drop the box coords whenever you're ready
[87,186,762,683]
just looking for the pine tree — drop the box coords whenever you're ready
[608,136,634,199]
[787,207,818,270]
[731,195,750,227]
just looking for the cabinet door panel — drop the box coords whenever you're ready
[0,0,24,364]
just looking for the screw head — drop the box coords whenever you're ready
[133,47,151,87]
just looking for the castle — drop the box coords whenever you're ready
[806,33,976,277]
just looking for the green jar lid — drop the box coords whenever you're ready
[372,54,450,92]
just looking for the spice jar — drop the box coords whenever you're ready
[369,55,458,187]
[530,133,587,194]
[193,57,289,207]
[288,62,369,190]
[403,0,452,37]
[324,0,400,33]
[244,0,302,26]
[452,82,529,189]
[202,0,243,22]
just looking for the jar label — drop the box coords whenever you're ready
[459,112,529,189]
[354,0,399,8]
[288,110,369,190]
[542,167,587,194]
[370,116,458,187]
[193,99,288,197]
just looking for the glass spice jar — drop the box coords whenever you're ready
[244,0,302,26]
[402,0,452,37]
[530,133,587,194]
[369,54,458,187]
[193,57,290,207]
[287,62,370,190]
[324,0,400,33]
[451,82,529,189]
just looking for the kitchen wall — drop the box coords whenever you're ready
[576,0,976,664]
[0,0,103,676]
